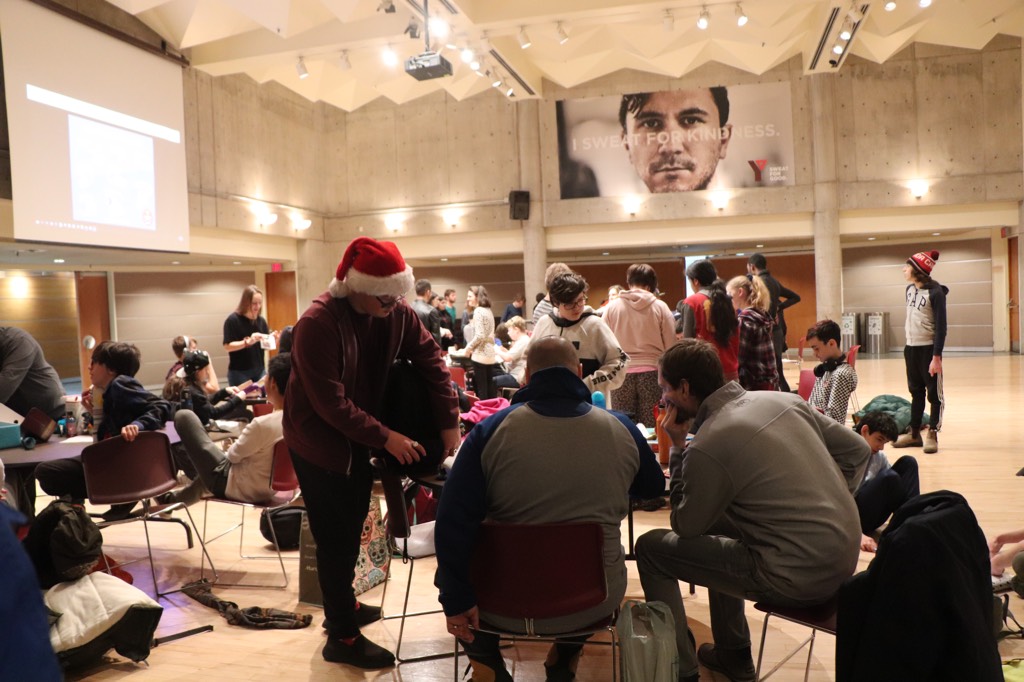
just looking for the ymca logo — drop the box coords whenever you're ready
[748,159,768,182]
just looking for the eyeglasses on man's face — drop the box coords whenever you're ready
[559,295,588,310]
[375,294,405,309]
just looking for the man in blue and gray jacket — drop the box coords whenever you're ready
[434,336,665,682]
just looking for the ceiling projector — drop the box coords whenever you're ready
[405,52,452,80]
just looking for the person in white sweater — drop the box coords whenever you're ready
[602,264,676,425]
[464,285,499,400]
[164,352,294,506]
[529,272,629,401]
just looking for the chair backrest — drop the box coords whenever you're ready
[449,366,466,390]
[81,431,177,505]
[271,439,299,492]
[372,459,412,541]
[470,522,606,620]
[797,368,815,401]
[251,402,273,418]
[846,344,861,369]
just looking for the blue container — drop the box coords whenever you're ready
[591,391,607,409]
[0,422,21,449]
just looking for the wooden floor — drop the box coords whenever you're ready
[62,352,1024,681]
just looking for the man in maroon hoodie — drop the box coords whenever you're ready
[284,237,460,670]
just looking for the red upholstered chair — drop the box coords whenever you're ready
[82,431,212,599]
[797,369,816,402]
[198,439,301,588]
[846,345,862,413]
[449,366,466,390]
[454,522,618,681]
[251,402,273,418]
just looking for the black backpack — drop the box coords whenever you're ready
[23,500,103,588]
[259,506,305,550]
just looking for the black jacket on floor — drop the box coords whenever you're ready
[836,490,1002,682]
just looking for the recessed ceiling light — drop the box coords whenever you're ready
[382,45,398,67]
[602,252,610,256]
[867,237,876,241]
[736,252,746,256]
[918,0,931,7]
[932,232,941,236]
[441,257,449,262]
[756,244,764,248]
[53,258,65,264]
[171,260,181,265]
[697,7,710,30]
[233,261,242,265]
[884,1,897,10]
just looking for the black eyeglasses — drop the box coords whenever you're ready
[375,294,405,308]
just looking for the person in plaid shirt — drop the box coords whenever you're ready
[807,319,858,423]
[726,276,779,391]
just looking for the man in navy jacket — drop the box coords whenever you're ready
[435,336,664,681]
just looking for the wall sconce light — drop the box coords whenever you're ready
[384,212,404,233]
[258,212,278,228]
[908,179,929,199]
[622,195,643,217]
[442,208,460,229]
[710,191,730,210]
[291,216,312,231]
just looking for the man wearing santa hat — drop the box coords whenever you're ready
[284,237,460,669]
[894,249,948,454]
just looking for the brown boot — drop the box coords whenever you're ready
[894,431,923,448]
[923,429,938,454]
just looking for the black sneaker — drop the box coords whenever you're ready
[321,602,383,632]
[354,602,382,626]
[697,643,755,682]
[100,502,138,522]
[322,635,395,669]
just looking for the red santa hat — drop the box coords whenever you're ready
[329,237,414,299]
[907,249,940,276]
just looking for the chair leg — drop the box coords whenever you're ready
[803,629,817,682]
[180,503,218,588]
[755,612,771,681]
[395,559,415,661]
[262,506,289,588]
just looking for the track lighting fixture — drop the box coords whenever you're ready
[518,27,532,49]
[735,4,748,27]
[663,10,674,32]
[697,7,710,30]
[295,56,309,79]
[556,22,569,44]
[338,51,351,70]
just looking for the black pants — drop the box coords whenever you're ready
[460,630,585,669]
[35,458,88,503]
[290,448,373,638]
[855,456,920,533]
[772,326,790,393]
[904,345,943,432]
[471,361,498,400]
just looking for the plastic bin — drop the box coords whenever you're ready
[864,311,890,354]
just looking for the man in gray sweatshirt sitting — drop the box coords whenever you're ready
[637,339,869,682]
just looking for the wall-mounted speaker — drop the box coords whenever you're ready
[509,190,530,220]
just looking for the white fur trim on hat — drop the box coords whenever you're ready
[338,265,414,298]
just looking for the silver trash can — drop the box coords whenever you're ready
[864,312,890,354]
[841,312,861,350]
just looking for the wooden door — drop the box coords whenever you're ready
[265,271,297,356]
[75,273,111,385]
[1010,237,1019,353]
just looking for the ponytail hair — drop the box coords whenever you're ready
[705,279,737,347]
[727,275,771,314]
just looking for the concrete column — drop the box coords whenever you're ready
[517,99,546,309]
[809,74,842,320]
[522,220,546,310]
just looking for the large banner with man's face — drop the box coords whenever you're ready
[556,82,795,199]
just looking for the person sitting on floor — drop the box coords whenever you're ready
[177,350,248,426]
[161,353,293,507]
[807,319,858,423]
[435,336,664,682]
[854,410,920,552]
[35,341,171,520]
